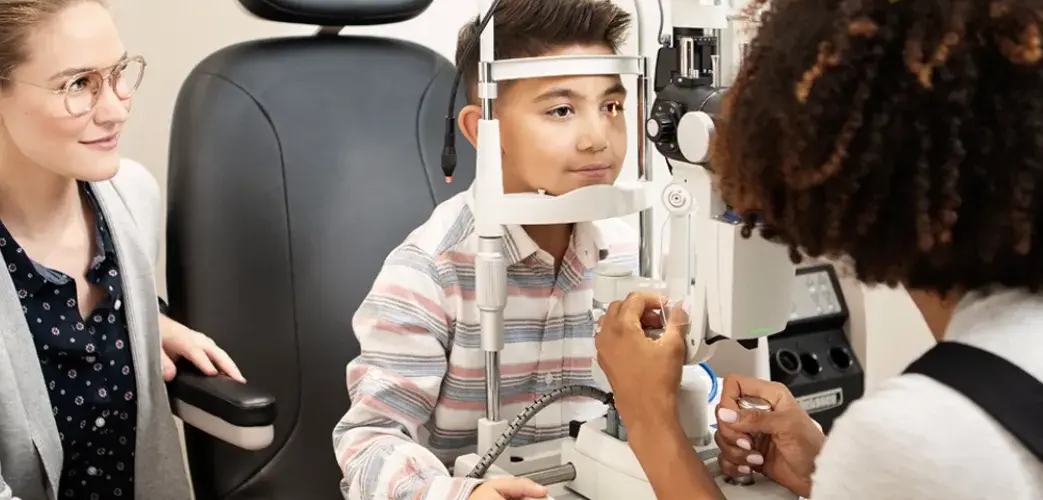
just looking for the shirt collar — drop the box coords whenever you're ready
[83,182,116,260]
[0,183,113,294]
[949,288,1043,337]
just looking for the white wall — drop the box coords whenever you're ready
[109,0,933,390]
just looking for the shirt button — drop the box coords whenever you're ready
[95,417,105,428]
[87,466,98,476]
[543,373,554,385]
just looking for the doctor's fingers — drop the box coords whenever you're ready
[607,292,668,321]
[715,429,765,469]
[718,457,758,478]
[719,375,796,413]
[600,305,664,331]
[714,417,756,452]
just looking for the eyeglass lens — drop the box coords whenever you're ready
[64,58,144,116]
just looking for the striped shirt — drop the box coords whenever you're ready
[332,186,638,500]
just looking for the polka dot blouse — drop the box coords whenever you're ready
[0,183,138,500]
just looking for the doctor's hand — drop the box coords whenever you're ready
[159,316,246,383]
[594,292,688,432]
[714,375,824,498]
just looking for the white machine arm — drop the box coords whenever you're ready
[446,0,799,498]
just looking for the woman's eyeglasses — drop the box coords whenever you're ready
[0,55,146,117]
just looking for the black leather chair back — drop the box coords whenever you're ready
[165,1,475,498]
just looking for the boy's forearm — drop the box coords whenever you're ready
[334,392,483,500]
[337,340,453,498]
[626,420,726,500]
[335,434,478,500]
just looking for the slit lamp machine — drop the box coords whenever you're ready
[439,0,800,498]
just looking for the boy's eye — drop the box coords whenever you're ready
[548,105,573,118]
[605,102,624,116]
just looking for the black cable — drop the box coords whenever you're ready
[442,0,502,182]
[657,0,666,44]
[466,385,613,479]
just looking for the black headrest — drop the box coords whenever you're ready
[239,0,434,26]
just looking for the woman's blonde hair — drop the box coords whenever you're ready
[0,0,104,82]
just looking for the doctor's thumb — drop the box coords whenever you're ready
[662,299,690,336]
[659,310,690,351]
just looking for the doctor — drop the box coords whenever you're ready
[595,0,1043,498]
[0,1,243,499]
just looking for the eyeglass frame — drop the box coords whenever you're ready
[0,54,147,118]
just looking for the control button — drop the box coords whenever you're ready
[646,115,676,143]
[95,417,105,428]
[646,117,660,137]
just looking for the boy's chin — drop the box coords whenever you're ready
[578,178,616,188]
[541,179,613,196]
[570,176,617,188]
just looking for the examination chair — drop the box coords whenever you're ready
[163,0,476,498]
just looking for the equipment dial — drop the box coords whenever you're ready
[645,115,677,143]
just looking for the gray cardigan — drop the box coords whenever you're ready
[0,159,192,500]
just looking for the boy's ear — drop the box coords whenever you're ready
[457,104,481,149]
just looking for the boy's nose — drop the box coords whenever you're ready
[578,123,610,152]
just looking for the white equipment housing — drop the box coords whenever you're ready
[451,0,799,498]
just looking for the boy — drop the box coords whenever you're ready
[332,1,638,498]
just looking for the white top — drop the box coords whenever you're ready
[811,289,1043,499]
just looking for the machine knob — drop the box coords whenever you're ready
[645,115,677,143]
[677,111,716,164]
[723,396,774,486]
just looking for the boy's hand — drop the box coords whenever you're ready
[468,477,548,499]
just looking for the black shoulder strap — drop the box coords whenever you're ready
[905,341,1043,461]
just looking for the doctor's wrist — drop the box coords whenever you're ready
[623,410,685,447]
[615,393,677,432]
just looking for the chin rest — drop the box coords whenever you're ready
[167,361,277,451]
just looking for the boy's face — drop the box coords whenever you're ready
[459,44,628,195]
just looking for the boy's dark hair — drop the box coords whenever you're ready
[712,0,1043,296]
[455,0,632,103]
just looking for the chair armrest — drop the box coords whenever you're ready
[167,364,276,451]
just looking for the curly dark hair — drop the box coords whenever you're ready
[713,0,1043,295]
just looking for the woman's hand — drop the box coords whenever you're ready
[159,316,245,383]
[594,292,688,432]
[713,375,824,498]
